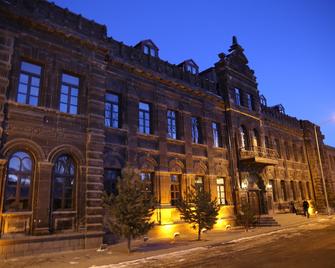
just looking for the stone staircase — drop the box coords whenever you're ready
[255,215,281,227]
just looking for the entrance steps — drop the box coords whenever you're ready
[256,215,280,227]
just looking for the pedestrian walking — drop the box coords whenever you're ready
[290,201,296,214]
[303,200,309,218]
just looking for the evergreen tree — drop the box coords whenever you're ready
[177,185,220,240]
[103,166,155,253]
[236,203,256,232]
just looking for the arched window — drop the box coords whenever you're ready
[4,151,33,212]
[52,155,75,210]
[239,126,248,149]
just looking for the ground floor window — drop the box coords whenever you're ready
[195,176,204,191]
[216,178,226,205]
[170,174,181,206]
[139,172,154,195]
[104,168,121,196]
[269,179,277,202]
[281,180,287,201]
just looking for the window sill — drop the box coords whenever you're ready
[167,138,185,144]
[191,143,207,147]
[105,127,128,133]
[51,210,76,214]
[137,133,159,139]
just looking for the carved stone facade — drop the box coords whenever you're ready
[0,0,334,257]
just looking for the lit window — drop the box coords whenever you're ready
[195,176,204,191]
[170,174,181,206]
[60,73,79,114]
[216,178,225,205]
[140,172,153,195]
[212,122,221,147]
[234,88,241,106]
[139,102,151,134]
[105,93,120,128]
[4,151,33,212]
[52,155,75,210]
[246,93,253,110]
[191,117,202,144]
[104,168,121,196]
[17,61,41,106]
[167,110,177,139]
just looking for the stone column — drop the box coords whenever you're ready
[0,159,7,237]
[32,161,53,235]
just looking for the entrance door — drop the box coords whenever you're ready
[248,191,260,215]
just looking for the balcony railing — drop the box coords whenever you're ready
[239,146,279,162]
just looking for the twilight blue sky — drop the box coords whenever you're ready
[52,0,335,146]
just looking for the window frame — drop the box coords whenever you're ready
[105,92,120,128]
[216,177,226,205]
[138,101,151,134]
[212,122,221,147]
[52,154,76,211]
[195,176,204,191]
[170,174,181,206]
[234,88,241,106]
[104,168,121,196]
[17,60,42,106]
[139,172,154,196]
[59,73,80,115]
[3,151,34,212]
[246,93,253,111]
[167,110,178,139]
[191,117,202,144]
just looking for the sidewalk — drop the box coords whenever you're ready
[1,213,334,268]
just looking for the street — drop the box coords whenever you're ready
[1,217,334,268]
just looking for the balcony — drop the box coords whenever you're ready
[239,146,279,166]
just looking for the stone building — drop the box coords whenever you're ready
[0,0,334,257]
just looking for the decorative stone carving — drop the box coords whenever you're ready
[168,158,185,174]
[193,160,207,175]
[138,155,158,172]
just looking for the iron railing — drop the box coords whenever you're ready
[239,146,279,160]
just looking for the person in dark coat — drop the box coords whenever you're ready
[303,200,309,218]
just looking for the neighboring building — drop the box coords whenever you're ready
[0,0,334,257]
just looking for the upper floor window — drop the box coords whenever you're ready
[285,142,291,160]
[60,73,79,115]
[4,151,33,212]
[252,129,260,147]
[191,117,202,144]
[170,174,181,206]
[143,45,157,57]
[246,93,253,110]
[167,110,177,139]
[281,180,287,201]
[216,178,226,205]
[104,168,121,196]
[186,64,198,75]
[275,139,281,158]
[17,61,41,106]
[234,88,241,106]
[52,154,75,210]
[240,125,248,148]
[105,93,120,128]
[140,172,153,195]
[212,122,221,147]
[138,102,151,134]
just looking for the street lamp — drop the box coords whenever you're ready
[313,117,334,215]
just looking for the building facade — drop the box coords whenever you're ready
[0,0,334,257]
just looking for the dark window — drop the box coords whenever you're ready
[167,110,177,139]
[301,147,306,163]
[52,155,75,210]
[195,176,204,191]
[143,45,156,57]
[139,102,151,134]
[60,73,79,114]
[212,122,221,147]
[292,144,299,162]
[246,93,253,110]
[234,88,241,106]
[191,117,202,144]
[306,181,311,199]
[140,172,153,195]
[105,93,120,128]
[281,180,287,201]
[290,181,296,200]
[104,168,121,196]
[170,174,181,206]
[240,126,249,148]
[17,61,41,106]
[265,136,271,149]
[4,151,33,212]
[216,178,226,205]
[269,179,277,202]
